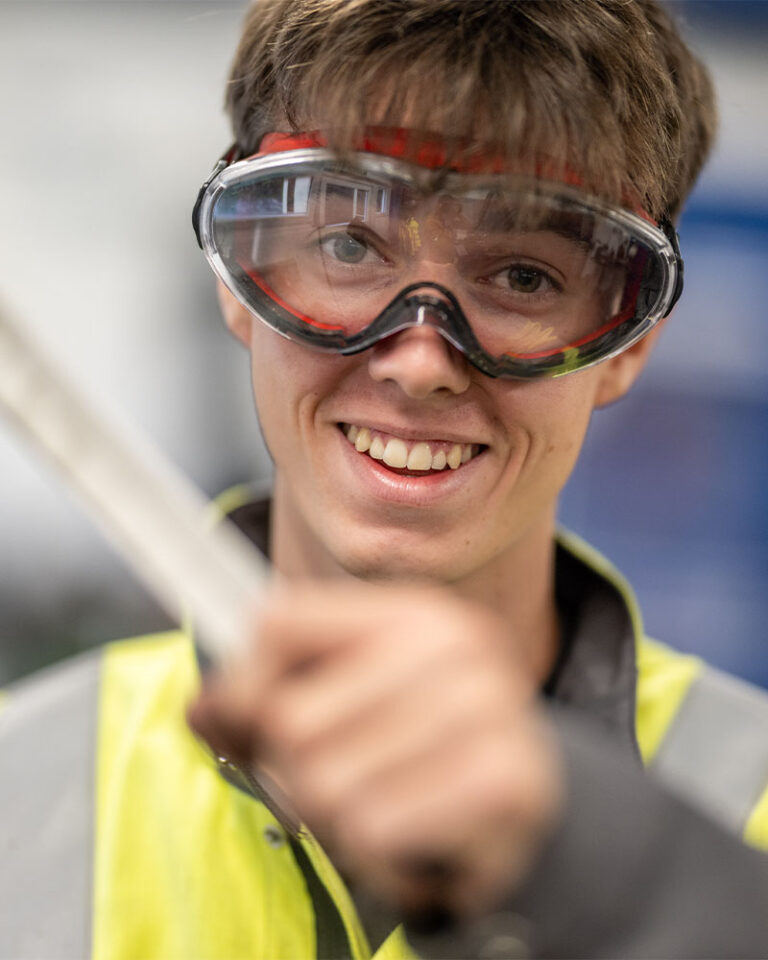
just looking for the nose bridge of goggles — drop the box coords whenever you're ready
[346,281,483,363]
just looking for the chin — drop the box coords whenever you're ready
[328,535,467,585]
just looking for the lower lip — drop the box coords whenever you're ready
[337,429,487,506]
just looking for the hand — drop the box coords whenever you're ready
[187,581,563,918]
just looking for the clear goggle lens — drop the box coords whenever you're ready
[197,150,681,378]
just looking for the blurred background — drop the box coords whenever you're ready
[0,1,766,688]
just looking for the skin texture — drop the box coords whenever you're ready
[188,265,660,917]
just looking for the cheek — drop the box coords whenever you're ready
[247,329,308,457]
[503,373,600,483]
[249,337,286,431]
[246,325,345,452]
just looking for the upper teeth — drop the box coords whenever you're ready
[344,424,478,471]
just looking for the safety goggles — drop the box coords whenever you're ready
[193,132,684,379]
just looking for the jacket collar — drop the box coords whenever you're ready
[551,530,641,759]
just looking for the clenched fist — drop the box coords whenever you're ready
[187,582,563,918]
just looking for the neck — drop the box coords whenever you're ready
[448,526,561,688]
[270,474,561,688]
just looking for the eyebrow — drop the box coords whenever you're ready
[477,201,592,241]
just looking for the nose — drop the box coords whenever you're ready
[366,323,472,399]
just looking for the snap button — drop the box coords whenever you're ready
[478,932,528,959]
[476,914,530,959]
[405,910,530,960]
[263,824,285,849]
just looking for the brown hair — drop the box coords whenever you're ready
[225,0,716,219]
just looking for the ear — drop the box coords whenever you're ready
[216,280,252,347]
[593,323,665,408]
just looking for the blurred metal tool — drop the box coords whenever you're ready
[0,299,270,665]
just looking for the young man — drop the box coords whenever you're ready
[189,0,768,952]
[1,1,767,958]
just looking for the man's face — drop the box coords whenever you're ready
[219,276,654,584]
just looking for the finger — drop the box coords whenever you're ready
[187,588,455,769]
[282,656,522,825]
[255,582,449,677]
[187,587,423,768]
[257,601,492,751]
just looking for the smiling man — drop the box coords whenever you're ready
[2,1,768,959]
[185,0,768,953]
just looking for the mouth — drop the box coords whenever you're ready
[339,423,486,476]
